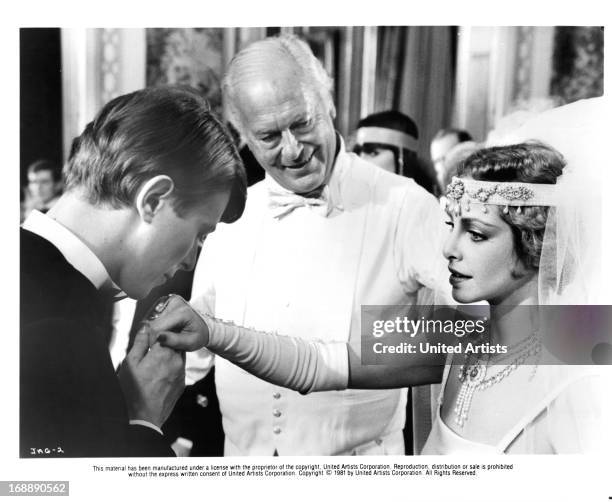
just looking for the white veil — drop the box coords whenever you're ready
[488,98,610,453]
[490,97,607,306]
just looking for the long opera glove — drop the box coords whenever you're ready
[200,315,349,394]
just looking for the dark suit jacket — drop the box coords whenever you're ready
[20,228,174,457]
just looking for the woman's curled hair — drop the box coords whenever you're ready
[458,141,565,270]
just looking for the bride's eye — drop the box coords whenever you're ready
[444,221,454,230]
[468,230,486,242]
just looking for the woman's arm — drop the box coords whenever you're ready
[149,295,444,393]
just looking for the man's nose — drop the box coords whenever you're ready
[181,243,200,273]
[280,130,303,163]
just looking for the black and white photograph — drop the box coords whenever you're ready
[4,2,612,501]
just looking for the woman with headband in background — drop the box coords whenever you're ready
[353,110,438,195]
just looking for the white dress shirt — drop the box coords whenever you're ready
[22,210,162,435]
[187,141,451,455]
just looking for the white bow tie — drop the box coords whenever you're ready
[268,185,333,219]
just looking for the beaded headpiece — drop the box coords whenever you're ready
[445,176,558,214]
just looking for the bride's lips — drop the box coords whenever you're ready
[448,267,472,286]
[282,149,316,169]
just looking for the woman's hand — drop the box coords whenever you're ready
[145,295,210,351]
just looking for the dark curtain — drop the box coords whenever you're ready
[375,26,455,162]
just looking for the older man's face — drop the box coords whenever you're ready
[235,76,336,194]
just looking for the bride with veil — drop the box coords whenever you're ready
[148,97,610,454]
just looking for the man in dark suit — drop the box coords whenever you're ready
[20,86,246,458]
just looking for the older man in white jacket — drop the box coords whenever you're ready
[186,34,450,456]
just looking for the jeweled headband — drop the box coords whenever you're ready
[445,176,558,214]
[355,127,418,152]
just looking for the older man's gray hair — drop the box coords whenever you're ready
[222,34,335,136]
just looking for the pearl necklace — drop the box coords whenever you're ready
[453,332,541,428]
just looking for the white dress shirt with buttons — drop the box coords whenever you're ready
[187,141,450,455]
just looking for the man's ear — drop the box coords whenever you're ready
[328,100,337,120]
[135,175,175,223]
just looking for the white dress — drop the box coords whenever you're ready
[421,358,606,454]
